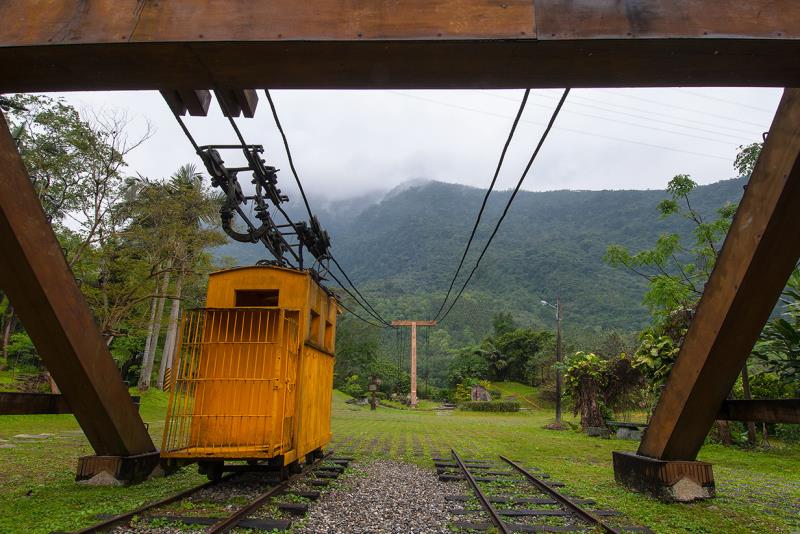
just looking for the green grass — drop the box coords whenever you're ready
[488,380,548,409]
[0,388,205,533]
[1,386,798,533]
[331,387,800,534]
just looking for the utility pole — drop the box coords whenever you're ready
[555,298,563,425]
[391,320,436,407]
[541,298,563,426]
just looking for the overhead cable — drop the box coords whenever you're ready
[262,89,392,327]
[433,89,530,321]
[438,88,570,323]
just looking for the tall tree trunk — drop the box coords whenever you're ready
[138,270,170,391]
[741,362,758,446]
[157,273,183,390]
[716,420,733,446]
[141,285,160,380]
[2,305,16,371]
[715,390,735,445]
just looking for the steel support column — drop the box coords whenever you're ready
[0,113,156,460]
[614,87,800,500]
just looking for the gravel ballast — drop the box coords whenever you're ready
[298,460,455,534]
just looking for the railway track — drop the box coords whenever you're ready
[437,450,651,533]
[74,452,352,533]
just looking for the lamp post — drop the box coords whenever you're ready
[541,298,563,426]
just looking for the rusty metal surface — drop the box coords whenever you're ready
[215,89,259,118]
[76,451,161,482]
[500,455,620,533]
[0,392,140,415]
[0,1,799,90]
[451,449,510,534]
[717,399,800,424]
[0,112,155,457]
[534,0,799,39]
[639,88,800,461]
[0,1,534,44]
[612,451,715,502]
[160,89,212,117]
[75,473,239,533]
[0,392,73,415]
[206,451,333,533]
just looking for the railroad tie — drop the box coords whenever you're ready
[277,502,309,515]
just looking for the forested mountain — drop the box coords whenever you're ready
[216,178,746,344]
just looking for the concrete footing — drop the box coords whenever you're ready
[612,451,715,502]
[76,451,161,484]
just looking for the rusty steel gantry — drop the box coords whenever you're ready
[0,1,799,494]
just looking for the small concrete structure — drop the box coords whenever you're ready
[612,451,715,502]
[470,385,492,402]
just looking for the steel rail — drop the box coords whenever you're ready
[206,451,333,533]
[451,449,510,534]
[75,472,240,533]
[499,455,620,534]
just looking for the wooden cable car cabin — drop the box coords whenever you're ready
[161,265,338,478]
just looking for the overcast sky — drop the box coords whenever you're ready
[50,87,782,203]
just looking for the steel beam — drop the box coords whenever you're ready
[160,90,213,117]
[0,1,799,91]
[0,112,155,457]
[0,392,141,415]
[637,88,800,462]
[717,399,800,424]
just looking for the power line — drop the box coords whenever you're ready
[333,294,387,328]
[479,90,759,139]
[329,255,392,326]
[315,258,390,327]
[598,89,771,127]
[395,90,748,146]
[388,91,733,161]
[675,88,774,113]
[432,89,530,321]
[439,89,570,323]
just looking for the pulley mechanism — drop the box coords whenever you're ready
[195,142,330,268]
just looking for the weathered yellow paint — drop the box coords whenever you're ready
[161,265,337,465]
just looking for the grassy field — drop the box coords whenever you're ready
[0,386,798,533]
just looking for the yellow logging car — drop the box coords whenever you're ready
[160,265,338,479]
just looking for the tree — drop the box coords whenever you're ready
[481,327,551,383]
[754,268,800,393]
[334,316,381,389]
[124,164,224,390]
[2,94,153,368]
[604,174,735,318]
[492,312,516,337]
[564,352,609,429]
[605,144,775,445]
[447,346,489,387]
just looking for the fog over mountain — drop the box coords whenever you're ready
[215,177,746,342]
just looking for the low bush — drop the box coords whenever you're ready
[458,400,520,412]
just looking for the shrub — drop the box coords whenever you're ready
[539,383,557,403]
[341,375,366,398]
[458,400,520,412]
[776,424,800,443]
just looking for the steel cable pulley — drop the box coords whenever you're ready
[170,97,389,329]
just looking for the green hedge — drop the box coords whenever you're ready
[458,400,520,412]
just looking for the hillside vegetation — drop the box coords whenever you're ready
[219,177,746,341]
